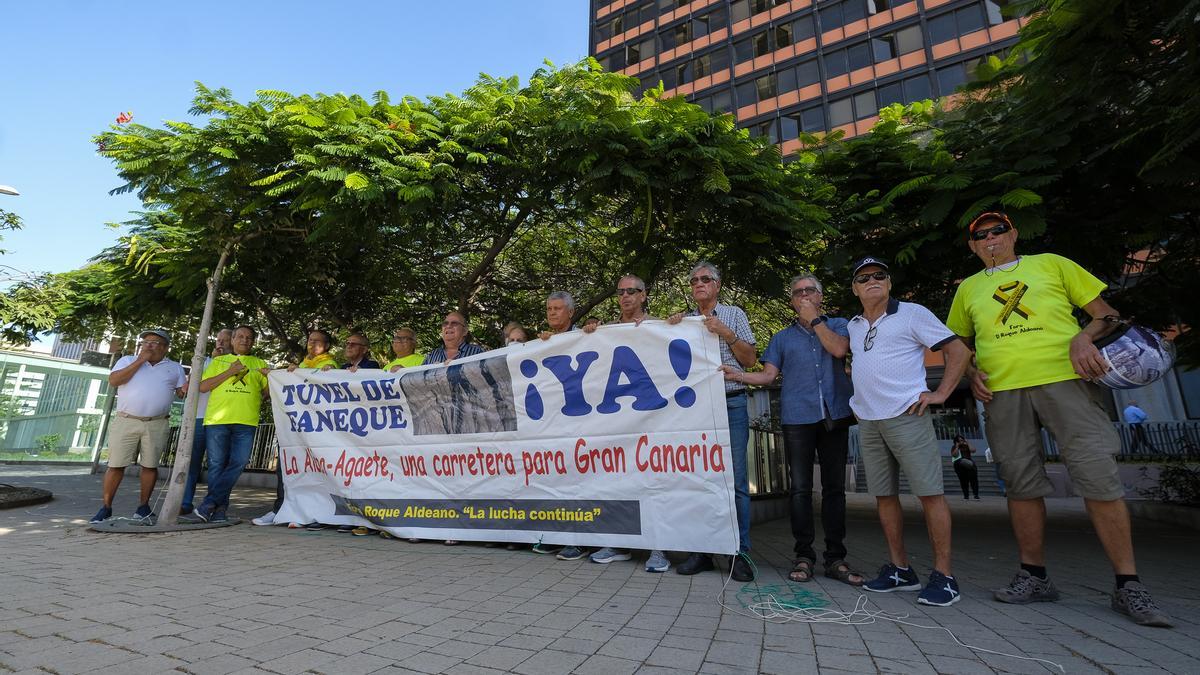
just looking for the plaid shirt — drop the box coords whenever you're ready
[422,342,485,365]
[686,303,756,393]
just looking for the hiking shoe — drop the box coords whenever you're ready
[1112,581,1173,627]
[676,552,715,575]
[133,504,155,521]
[590,547,632,564]
[89,506,112,524]
[557,546,587,561]
[251,511,276,526]
[864,563,922,593]
[993,569,1059,604]
[645,550,670,573]
[731,555,755,582]
[918,570,961,607]
[532,542,562,555]
[352,526,373,536]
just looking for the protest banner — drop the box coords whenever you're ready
[268,319,738,554]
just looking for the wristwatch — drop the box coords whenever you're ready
[810,315,828,327]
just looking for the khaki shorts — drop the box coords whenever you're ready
[984,379,1123,501]
[107,415,170,469]
[858,413,944,497]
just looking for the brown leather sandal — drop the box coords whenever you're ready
[788,557,815,583]
[824,559,865,587]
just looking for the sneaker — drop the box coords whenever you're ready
[379,530,396,540]
[918,570,961,607]
[531,542,563,555]
[89,506,112,524]
[336,524,355,533]
[304,522,324,531]
[505,542,524,551]
[556,546,588,561]
[864,563,922,593]
[407,537,421,543]
[133,503,155,521]
[195,504,215,523]
[590,547,632,564]
[731,554,755,582]
[251,511,276,526]
[211,508,228,523]
[645,550,670,573]
[352,527,373,536]
[444,540,459,546]
[1112,581,1173,627]
[993,569,1059,604]
[180,504,194,516]
[676,552,715,575]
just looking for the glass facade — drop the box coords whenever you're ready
[589,0,1024,152]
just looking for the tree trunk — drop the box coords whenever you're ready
[159,245,232,524]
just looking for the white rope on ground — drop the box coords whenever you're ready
[716,553,1066,674]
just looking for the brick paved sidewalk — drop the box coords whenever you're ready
[1,466,1197,674]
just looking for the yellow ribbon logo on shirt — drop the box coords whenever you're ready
[992,281,1035,325]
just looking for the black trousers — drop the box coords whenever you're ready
[272,459,285,513]
[782,423,849,565]
[953,460,979,498]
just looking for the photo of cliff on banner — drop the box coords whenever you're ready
[269,319,739,554]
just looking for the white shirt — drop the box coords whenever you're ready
[847,298,956,421]
[112,354,186,418]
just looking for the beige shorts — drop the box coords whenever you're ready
[984,379,1123,501]
[858,413,944,497]
[107,415,170,469]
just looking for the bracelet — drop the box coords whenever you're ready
[728,336,740,347]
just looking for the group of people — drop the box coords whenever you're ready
[89,210,1171,628]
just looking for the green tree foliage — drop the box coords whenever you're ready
[18,61,821,357]
[808,0,1197,361]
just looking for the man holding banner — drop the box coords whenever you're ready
[671,261,757,582]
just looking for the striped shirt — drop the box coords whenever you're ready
[422,342,485,365]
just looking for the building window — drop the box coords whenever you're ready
[895,24,923,54]
[800,106,825,132]
[829,97,854,127]
[847,42,873,71]
[792,14,815,42]
[658,0,689,12]
[928,4,988,45]
[853,90,878,119]
[936,63,968,95]
[878,80,903,106]
[626,38,654,66]
[821,0,868,32]
[748,118,779,143]
[661,21,691,50]
[872,35,897,62]
[755,73,777,101]
[985,0,1022,25]
[731,0,787,23]
[903,73,932,102]
[777,59,820,93]
[825,49,850,78]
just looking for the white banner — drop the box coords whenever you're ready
[269,319,737,554]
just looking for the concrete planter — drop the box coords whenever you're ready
[1127,500,1200,531]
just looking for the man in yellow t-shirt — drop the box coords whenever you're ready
[946,211,1169,627]
[194,325,269,522]
[384,326,424,372]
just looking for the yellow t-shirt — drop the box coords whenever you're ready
[383,354,424,370]
[202,354,270,426]
[946,253,1107,392]
[299,353,337,369]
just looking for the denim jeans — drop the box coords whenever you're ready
[201,423,255,510]
[727,393,751,553]
[181,418,206,510]
[782,422,849,565]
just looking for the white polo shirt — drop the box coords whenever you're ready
[112,355,186,418]
[847,298,956,421]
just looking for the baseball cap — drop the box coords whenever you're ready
[967,211,1012,234]
[851,256,890,277]
[139,329,171,344]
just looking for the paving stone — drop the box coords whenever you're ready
[575,654,642,675]
[646,645,704,671]
[510,648,589,675]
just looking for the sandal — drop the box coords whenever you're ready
[824,559,865,587]
[788,557,815,583]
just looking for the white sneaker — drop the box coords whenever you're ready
[251,511,276,526]
[645,550,670,573]
[590,547,632,564]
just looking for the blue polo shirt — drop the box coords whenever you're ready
[761,319,854,425]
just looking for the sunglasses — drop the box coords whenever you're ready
[615,287,644,296]
[853,271,890,284]
[689,275,718,285]
[863,325,879,352]
[970,223,1013,240]
[791,287,820,297]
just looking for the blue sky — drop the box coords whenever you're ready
[0,1,589,278]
